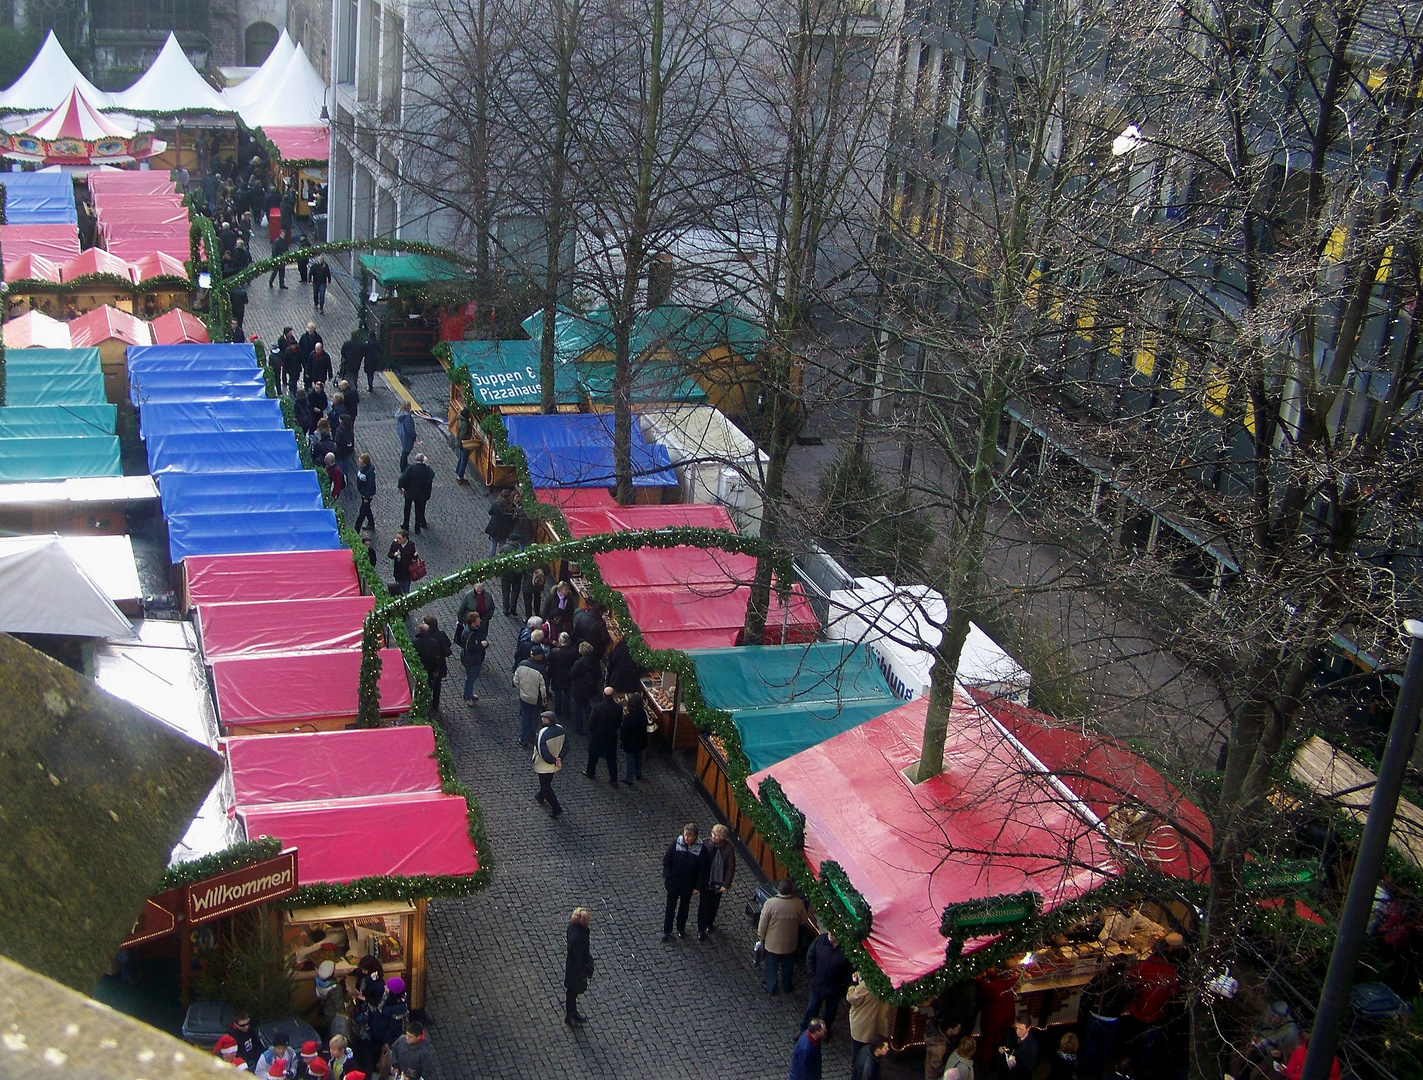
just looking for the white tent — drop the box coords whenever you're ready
[640,405,768,535]
[238,43,328,129]
[0,31,113,112]
[108,34,235,115]
[222,30,294,109]
[0,535,133,638]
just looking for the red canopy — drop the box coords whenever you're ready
[620,584,818,650]
[150,308,209,345]
[535,487,617,510]
[92,197,186,218]
[240,791,479,883]
[596,545,761,588]
[107,237,190,261]
[197,595,376,658]
[0,223,80,261]
[3,252,61,283]
[213,647,412,727]
[182,549,362,610]
[131,250,190,283]
[264,125,330,162]
[227,726,441,806]
[67,304,152,347]
[60,247,137,283]
[87,171,177,196]
[973,692,1213,883]
[749,694,1120,988]
[562,503,737,537]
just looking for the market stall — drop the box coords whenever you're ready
[0,402,116,437]
[132,252,192,316]
[179,547,362,610]
[165,508,341,561]
[150,308,210,345]
[0,474,156,535]
[5,346,107,405]
[212,648,412,734]
[2,309,70,348]
[359,253,476,367]
[69,306,153,400]
[446,338,582,415]
[59,249,138,315]
[3,252,63,318]
[640,405,767,534]
[195,596,376,657]
[502,412,679,501]
[129,368,267,407]
[145,430,302,475]
[261,126,328,223]
[0,87,165,166]
[139,398,284,439]
[0,434,119,481]
[535,487,617,512]
[1,222,81,263]
[106,34,238,174]
[0,31,113,111]
[0,170,78,224]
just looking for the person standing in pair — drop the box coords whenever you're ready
[563,907,593,1026]
[661,823,708,941]
[585,687,621,784]
[413,616,451,713]
[696,823,735,937]
[387,528,417,595]
[398,453,435,534]
[534,711,565,818]
[455,611,488,705]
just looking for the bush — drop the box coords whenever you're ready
[817,448,936,579]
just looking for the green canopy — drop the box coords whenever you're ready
[359,253,469,288]
[575,361,707,406]
[690,643,901,770]
[5,348,104,374]
[521,305,615,363]
[5,370,108,406]
[520,302,766,365]
[0,435,122,480]
[448,339,582,408]
[0,405,117,438]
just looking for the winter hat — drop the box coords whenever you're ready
[317,960,336,979]
[213,1035,239,1057]
[268,1064,287,1078]
[387,975,406,995]
[306,1060,331,1078]
[300,1041,320,1058]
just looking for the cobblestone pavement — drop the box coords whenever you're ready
[240,265,919,1080]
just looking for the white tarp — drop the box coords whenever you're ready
[0,31,113,112]
[108,34,235,115]
[826,576,1030,703]
[0,534,132,637]
[237,43,327,128]
[222,30,294,109]
[640,405,767,535]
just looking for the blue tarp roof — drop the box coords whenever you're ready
[166,509,342,562]
[0,434,121,481]
[6,348,103,373]
[160,487,326,516]
[0,171,78,224]
[159,469,323,506]
[126,344,260,368]
[130,371,267,406]
[130,382,267,404]
[139,399,286,438]
[6,369,107,406]
[0,404,116,437]
[146,431,302,475]
[502,413,676,489]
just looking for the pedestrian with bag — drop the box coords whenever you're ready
[661,822,708,941]
[585,686,621,784]
[397,453,435,535]
[387,528,418,595]
[564,907,594,1027]
[534,711,565,818]
[455,611,488,705]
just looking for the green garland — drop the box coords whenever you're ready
[188,215,231,342]
[160,837,285,891]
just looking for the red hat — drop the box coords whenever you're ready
[306,1060,331,1078]
[268,1064,287,1078]
[213,1034,238,1055]
[344,1073,367,1080]
[300,1041,320,1058]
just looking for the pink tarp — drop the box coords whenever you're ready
[620,584,818,651]
[60,247,137,282]
[597,546,760,588]
[131,251,189,283]
[535,487,617,511]
[93,198,186,219]
[182,549,362,610]
[4,252,61,283]
[750,695,1120,988]
[197,595,376,657]
[87,172,177,196]
[150,308,209,345]
[562,503,737,537]
[264,125,330,162]
[240,791,479,883]
[227,726,441,806]
[68,304,152,347]
[0,223,80,261]
[212,647,412,727]
[108,237,190,260]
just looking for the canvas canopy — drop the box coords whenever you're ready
[0,170,78,224]
[130,370,266,406]
[146,430,300,475]
[576,361,708,407]
[60,248,136,281]
[523,300,764,364]
[6,346,103,373]
[4,252,62,283]
[503,413,676,489]
[160,470,323,515]
[0,404,115,438]
[641,405,767,533]
[0,31,113,111]
[237,44,327,129]
[197,595,376,658]
[447,339,580,408]
[107,236,190,261]
[212,647,412,727]
[139,399,284,438]
[165,509,340,562]
[68,305,152,349]
[149,309,210,346]
[619,585,817,652]
[263,125,328,163]
[560,502,736,537]
[86,171,176,196]
[360,252,467,288]
[130,251,190,284]
[0,535,130,636]
[0,435,120,481]
[3,311,71,349]
[181,548,360,609]
[227,726,441,806]
[0,223,80,261]
[8,89,163,165]
[223,30,295,109]
[5,368,106,405]
[750,694,1120,988]
[127,343,258,368]
[535,487,616,510]
[108,34,235,116]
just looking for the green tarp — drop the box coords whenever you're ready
[359,253,469,288]
[5,348,104,375]
[5,370,108,406]
[520,301,766,365]
[447,339,582,408]
[0,405,117,437]
[690,643,901,771]
[0,435,122,481]
[577,361,707,406]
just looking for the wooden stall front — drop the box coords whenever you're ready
[696,732,787,882]
[0,475,158,535]
[285,898,429,1011]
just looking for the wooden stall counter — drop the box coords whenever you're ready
[285,898,428,1010]
[696,731,787,883]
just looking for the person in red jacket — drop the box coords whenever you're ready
[1284,1031,1340,1080]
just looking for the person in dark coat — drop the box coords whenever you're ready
[661,822,708,941]
[335,414,357,482]
[585,687,621,784]
[278,326,302,396]
[455,611,489,705]
[305,342,333,388]
[999,1022,1041,1080]
[339,378,359,421]
[295,238,311,282]
[500,544,525,616]
[801,930,854,1036]
[228,288,247,336]
[522,564,549,621]
[564,908,594,1027]
[398,453,436,534]
[789,1020,827,1080]
[307,381,329,419]
[298,322,324,386]
[606,637,645,693]
[229,238,252,271]
[568,641,601,734]
[387,528,417,595]
[362,334,384,392]
[341,333,364,382]
[620,693,649,784]
[547,632,577,720]
[311,255,332,313]
[413,616,451,713]
[540,579,578,639]
[268,233,290,287]
[696,822,735,936]
[292,388,315,434]
[353,453,377,531]
[484,489,519,558]
[852,1036,891,1080]
[572,601,609,655]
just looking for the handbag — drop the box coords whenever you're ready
[408,556,427,582]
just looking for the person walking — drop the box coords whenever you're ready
[696,823,735,936]
[585,686,621,784]
[547,632,577,720]
[513,645,549,746]
[413,616,451,713]
[394,399,417,472]
[269,233,290,287]
[387,528,417,595]
[568,641,600,735]
[789,1020,826,1080]
[457,581,494,639]
[311,255,331,313]
[661,823,708,942]
[534,711,565,818]
[454,407,475,483]
[341,331,364,382]
[564,908,594,1027]
[398,453,435,535]
[363,334,384,392]
[500,546,525,617]
[455,611,488,705]
[353,453,377,531]
[620,693,649,785]
[324,452,345,498]
[801,930,853,1036]
[758,878,810,995]
[484,489,519,558]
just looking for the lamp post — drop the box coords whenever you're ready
[1302,619,1423,1080]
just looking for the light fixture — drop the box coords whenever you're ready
[197,271,212,290]
[320,104,330,122]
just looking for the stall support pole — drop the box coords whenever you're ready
[669,675,682,754]
[178,914,191,1000]
[1303,621,1423,1080]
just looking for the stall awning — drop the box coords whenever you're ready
[359,252,467,288]
[447,339,580,408]
[148,309,211,346]
[237,43,327,128]
[228,726,440,806]
[263,125,329,163]
[107,34,236,116]
[68,305,153,349]
[0,31,114,111]
[127,343,259,368]
[130,251,190,284]
[165,508,341,562]
[0,170,78,224]
[4,252,62,283]
[0,403,116,437]
[138,399,284,439]
[213,647,411,726]
[502,413,676,489]
[0,434,121,480]
[146,430,301,475]
[693,642,897,713]
[535,487,617,510]
[749,695,1121,988]
[0,223,80,262]
[181,548,361,609]
[130,370,267,406]
[159,470,323,516]
[576,360,708,406]
[6,346,104,373]
[0,534,131,637]
[86,171,177,196]
[619,584,818,651]
[561,503,736,536]
[5,368,106,405]
[60,248,138,283]
[196,595,376,658]
[3,310,71,349]
[222,30,294,109]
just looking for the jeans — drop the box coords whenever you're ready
[462,657,484,700]
[269,265,285,287]
[314,280,328,310]
[391,579,409,595]
[399,449,412,473]
[456,447,470,479]
[764,951,796,994]
[1080,1015,1121,1079]
[353,498,374,530]
[800,987,845,1032]
[624,750,643,781]
[663,889,693,936]
[519,700,541,743]
[489,536,501,558]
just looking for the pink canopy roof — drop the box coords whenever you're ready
[131,251,190,283]
[0,223,80,261]
[25,87,132,140]
[3,309,71,349]
[3,252,61,283]
[535,487,617,510]
[108,237,190,260]
[264,125,329,162]
[182,549,361,610]
[750,694,1121,988]
[150,308,209,345]
[87,171,177,196]
[620,585,817,650]
[60,247,137,283]
[212,647,412,727]
[562,503,737,537]
[68,304,152,348]
[240,791,479,884]
[197,595,376,658]
[227,726,441,806]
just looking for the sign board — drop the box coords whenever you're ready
[121,891,181,948]
[184,849,298,924]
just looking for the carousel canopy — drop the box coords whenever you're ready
[238,44,327,129]
[0,31,113,113]
[2,89,164,166]
[222,30,295,109]
[108,34,234,116]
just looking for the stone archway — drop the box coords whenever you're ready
[244,21,280,66]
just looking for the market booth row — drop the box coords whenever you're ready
[4,246,190,321]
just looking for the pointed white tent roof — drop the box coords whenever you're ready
[238,43,328,129]
[108,34,234,115]
[0,31,113,112]
[223,30,295,110]
[0,535,133,638]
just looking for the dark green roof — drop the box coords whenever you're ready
[359,253,469,288]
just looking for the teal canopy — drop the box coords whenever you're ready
[447,339,582,408]
[520,302,765,365]
[690,643,901,770]
[575,361,707,406]
[5,348,104,374]
[0,435,122,481]
[6,369,108,406]
[359,253,469,288]
[0,405,117,437]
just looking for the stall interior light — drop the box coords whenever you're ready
[197,271,212,290]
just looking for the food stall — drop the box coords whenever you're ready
[359,253,477,368]
[502,412,681,505]
[68,305,153,401]
[262,126,329,220]
[2,308,70,347]
[132,252,193,318]
[3,253,63,318]
[59,248,138,315]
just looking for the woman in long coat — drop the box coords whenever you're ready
[564,907,594,1027]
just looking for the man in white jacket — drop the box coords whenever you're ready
[534,711,566,819]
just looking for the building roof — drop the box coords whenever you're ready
[238,43,328,129]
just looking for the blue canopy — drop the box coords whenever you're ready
[5,370,107,405]
[0,404,116,437]
[146,431,301,475]
[130,371,267,406]
[130,383,267,404]
[0,435,121,481]
[166,509,342,562]
[0,172,78,224]
[139,399,286,438]
[502,413,676,489]
[126,343,260,370]
[6,348,103,373]
[160,486,326,515]
[159,470,324,507]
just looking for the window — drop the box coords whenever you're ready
[339,0,358,84]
